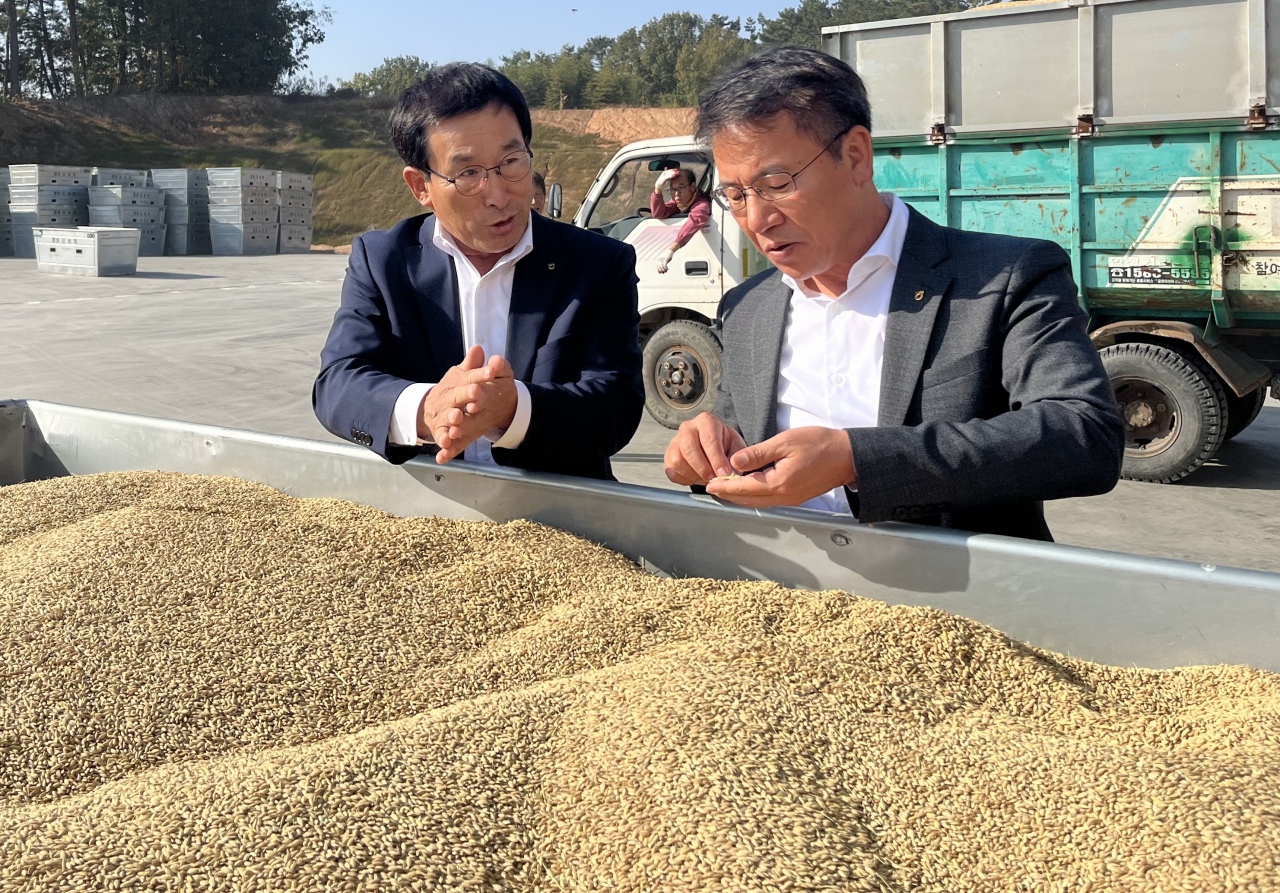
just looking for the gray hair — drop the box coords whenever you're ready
[695,47,872,160]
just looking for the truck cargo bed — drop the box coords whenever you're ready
[2,399,1278,671]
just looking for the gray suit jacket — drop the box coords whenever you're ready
[713,206,1124,541]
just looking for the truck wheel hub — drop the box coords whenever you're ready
[656,347,705,407]
[1114,379,1179,457]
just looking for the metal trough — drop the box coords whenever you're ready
[3,398,1278,673]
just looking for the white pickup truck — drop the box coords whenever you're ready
[555,136,768,428]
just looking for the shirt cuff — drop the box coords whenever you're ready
[389,382,435,446]
[488,380,532,449]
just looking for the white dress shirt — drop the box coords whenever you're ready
[388,216,534,464]
[776,193,908,514]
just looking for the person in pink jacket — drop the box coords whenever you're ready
[650,167,712,273]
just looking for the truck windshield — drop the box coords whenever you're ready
[585,154,711,240]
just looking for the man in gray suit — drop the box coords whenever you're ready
[664,48,1123,541]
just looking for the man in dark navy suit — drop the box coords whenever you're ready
[314,63,643,480]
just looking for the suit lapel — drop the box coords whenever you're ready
[879,208,953,427]
[507,214,562,380]
[405,215,465,370]
[746,271,791,443]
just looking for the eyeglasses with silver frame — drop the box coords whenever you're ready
[711,129,850,213]
[427,149,533,197]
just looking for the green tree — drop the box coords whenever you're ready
[674,16,754,106]
[0,0,329,98]
[338,55,434,100]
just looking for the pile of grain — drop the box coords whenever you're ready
[0,472,1277,892]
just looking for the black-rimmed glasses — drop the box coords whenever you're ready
[427,149,533,197]
[711,129,850,213]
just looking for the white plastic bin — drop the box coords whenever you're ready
[277,191,313,210]
[135,224,167,257]
[277,224,313,254]
[208,186,278,207]
[277,171,314,192]
[162,189,210,207]
[88,185,162,206]
[88,205,165,226]
[9,165,92,186]
[210,204,278,226]
[164,205,210,224]
[279,206,313,227]
[92,168,149,187]
[9,185,89,207]
[10,205,89,227]
[210,222,278,256]
[165,224,212,256]
[206,168,275,188]
[33,226,141,276]
[151,169,210,189]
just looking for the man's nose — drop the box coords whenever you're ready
[743,192,781,235]
[480,171,509,207]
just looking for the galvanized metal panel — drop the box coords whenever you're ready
[1097,0,1251,119]
[826,0,1277,137]
[2,400,1278,672]
[948,9,1079,130]
[833,25,934,135]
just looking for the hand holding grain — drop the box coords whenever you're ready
[664,412,748,485]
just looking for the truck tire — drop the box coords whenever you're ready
[1224,386,1266,441]
[642,320,722,429]
[1100,342,1227,483]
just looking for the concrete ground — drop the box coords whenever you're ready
[2,254,1278,573]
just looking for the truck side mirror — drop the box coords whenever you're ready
[548,183,563,219]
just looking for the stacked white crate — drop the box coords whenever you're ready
[152,169,212,256]
[8,165,91,258]
[207,168,278,256]
[0,166,11,257]
[88,170,165,257]
[33,226,142,276]
[277,171,314,253]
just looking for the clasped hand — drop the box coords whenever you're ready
[663,412,856,508]
[417,344,518,464]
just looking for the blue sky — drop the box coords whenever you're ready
[302,0,790,84]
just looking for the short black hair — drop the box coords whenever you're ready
[532,171,546,192]
[696,47,872,160]
[390,62,533,172]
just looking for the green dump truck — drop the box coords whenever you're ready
[822,0,1280,482]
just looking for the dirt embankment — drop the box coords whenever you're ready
[0,97,695,243]
[532,108,696,145]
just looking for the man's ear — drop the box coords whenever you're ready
[843,127,876,186]
[404,166,433,210]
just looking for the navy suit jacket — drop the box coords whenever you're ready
[313,212,644,480]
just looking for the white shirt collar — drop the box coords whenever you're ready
[432,212,535,276]
[781,192,909,302]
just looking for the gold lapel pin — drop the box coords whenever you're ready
[548,263,556,270]
[914,290,925,302]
